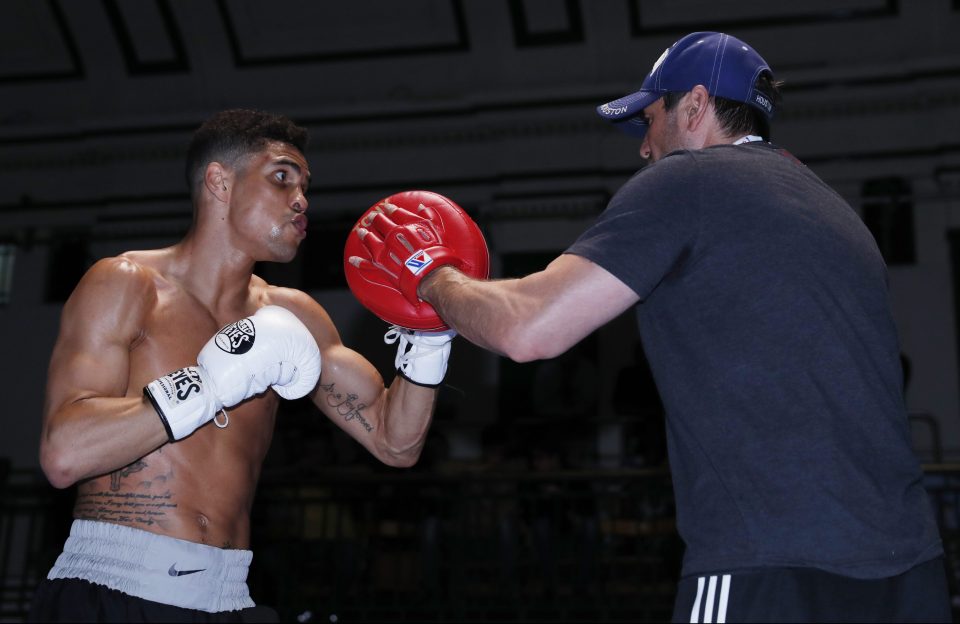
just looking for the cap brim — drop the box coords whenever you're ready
[596,89,661,139]
[610,116,652,139]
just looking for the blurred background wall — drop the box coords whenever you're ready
[2,0,960,468]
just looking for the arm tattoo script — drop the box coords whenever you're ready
[320,382,373,432]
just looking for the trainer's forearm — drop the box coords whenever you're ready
[419,266,534,359]
[422,256,639,362]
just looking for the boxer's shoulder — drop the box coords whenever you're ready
[45,255,157,385]
[65,254,159,326]
[77,251,171,303]
[87,253,157,284]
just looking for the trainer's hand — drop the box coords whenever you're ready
[344,190,489,331]
[144,306,321,441]
[385,326,457,387]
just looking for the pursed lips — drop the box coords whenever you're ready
[291,213,308,236]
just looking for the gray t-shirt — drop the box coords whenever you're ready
[567,142,942,578]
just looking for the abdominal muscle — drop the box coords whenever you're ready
[71,396,277,550]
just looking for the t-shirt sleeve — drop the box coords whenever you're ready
[565,152,700,300]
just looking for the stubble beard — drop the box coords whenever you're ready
[658,110,687,161]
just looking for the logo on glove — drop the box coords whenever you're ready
[404,250,434,275]
[153,367,203,403]
[214,319,255,355]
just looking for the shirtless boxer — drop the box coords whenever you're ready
[30,109,455,622]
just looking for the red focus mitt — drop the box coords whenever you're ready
[344,190,489,331]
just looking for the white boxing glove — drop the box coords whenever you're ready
[144,306,321,441]
[385,326,456,387]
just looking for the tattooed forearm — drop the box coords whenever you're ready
[74,490,176,527]
[320,382,374,432]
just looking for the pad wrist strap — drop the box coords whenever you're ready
[398,246,463,303]
[385,327,455,387]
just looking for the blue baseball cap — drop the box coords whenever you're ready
[597,32,775,138]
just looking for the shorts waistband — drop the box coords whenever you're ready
[48,519,255,613]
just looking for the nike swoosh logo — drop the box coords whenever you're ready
[168,563,206,577]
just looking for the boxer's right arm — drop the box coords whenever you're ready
[40,257,170,489]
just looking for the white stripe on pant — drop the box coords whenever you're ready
[690,574,731,623]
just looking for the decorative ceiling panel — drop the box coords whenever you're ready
[0,0,82,83]
[630,0,897,35]
[509,0,584,46]
[217,0,469,66]
[103,0,189,74]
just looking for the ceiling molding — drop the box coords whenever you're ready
[509,0,585,47]
[629,0,898,37]
[217,0,470,68]
[102,0,189,75]
[0,0,84,84]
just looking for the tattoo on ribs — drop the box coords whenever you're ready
[320,382,373,432]
[74,490,176,527]
[110,460,147,492]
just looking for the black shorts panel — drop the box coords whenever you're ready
[29,578,278,623]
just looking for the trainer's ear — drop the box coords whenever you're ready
[203,162,230,203]
[685,85,711,130]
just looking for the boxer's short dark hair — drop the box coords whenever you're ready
[185,109,308,197]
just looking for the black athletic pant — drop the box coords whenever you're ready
[672,556,951,623]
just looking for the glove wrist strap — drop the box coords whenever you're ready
[395,367,443,388]
[385,327,455,387]
[143,366,220,442]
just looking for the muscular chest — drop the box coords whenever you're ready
[126,286,278,441]
[128,290,243,388]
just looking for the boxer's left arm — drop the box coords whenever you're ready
[275,290,437,468]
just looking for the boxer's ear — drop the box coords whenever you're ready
[204,162,230,202]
